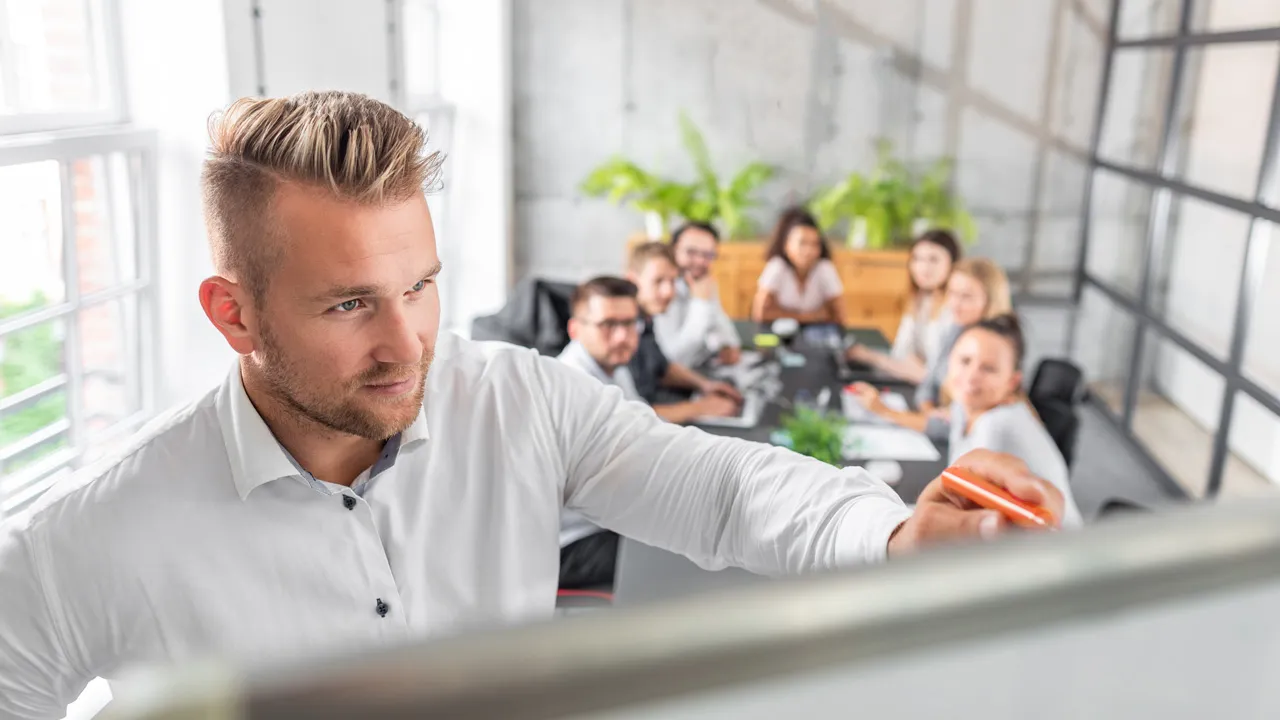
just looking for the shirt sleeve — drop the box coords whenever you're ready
[713,297,742,347]
[819,261,845,300]
[756,257,786,293]
[539,358,913,573]
[889,312,916,360]
[0,519,90,720]
[657,298,716,366]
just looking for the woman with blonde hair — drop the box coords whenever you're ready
[850,257,1012,435]
[848,229,961,382]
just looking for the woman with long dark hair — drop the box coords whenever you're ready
[751,206,845,325]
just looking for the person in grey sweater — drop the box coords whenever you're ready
[946,315,1083,527]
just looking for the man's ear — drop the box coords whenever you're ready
[199,276,257,355]
[566,317,581,341]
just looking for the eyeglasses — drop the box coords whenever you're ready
[578,317,642,334]
[680,249,718,262]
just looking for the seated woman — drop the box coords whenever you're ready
[847,229,960,383]
[946,314,1083,527]
[850,257,1012,435]
[751,207,845,326]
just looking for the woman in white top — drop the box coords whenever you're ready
[751,206,845,325]
[946,314,1083,526]
[848,229,960,383]
[851,257,1013,437]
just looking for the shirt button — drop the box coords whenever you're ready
[342,495,356,510]
[375,598,389,617]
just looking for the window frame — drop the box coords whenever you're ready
[0,126,159,517]
[0,0,130,135]
[1072,0,1280,497]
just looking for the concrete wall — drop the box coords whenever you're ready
[512,0,1108,288]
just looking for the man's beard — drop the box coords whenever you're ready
[256,324,433,441]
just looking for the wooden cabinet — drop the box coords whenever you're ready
[629,235,910,341]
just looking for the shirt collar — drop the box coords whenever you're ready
[559,340,615,385]
[216,364,430,500]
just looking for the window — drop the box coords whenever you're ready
[0,0,151,519]
[1075,9,1280,498]
[0,0,125,134]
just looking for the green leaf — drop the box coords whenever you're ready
[679,111,720,198]
[727,162,774,199]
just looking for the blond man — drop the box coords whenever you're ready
[0,92,1063,717]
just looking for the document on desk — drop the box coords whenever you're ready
[842,426,941,461]
[841,390,909,425]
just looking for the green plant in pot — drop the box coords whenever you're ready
[779,405,847,467]
[578,113,775,240]
[677,113,775,240]
[809,138,975,249]
[579,158,695,240]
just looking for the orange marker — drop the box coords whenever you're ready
[941,466,1057,529]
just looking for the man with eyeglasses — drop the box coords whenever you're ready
[556,275,737,587]
[654,222,743,367]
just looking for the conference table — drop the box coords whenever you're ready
[608,323,950,607]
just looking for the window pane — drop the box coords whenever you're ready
[1073,285,1138,415]
[1031,150,1088,296]
[1085,169,1151,297]
[1192,0,1280,33]
[1224,392,1280,497]
[73,153,139,294]
[0,319,69,477]
[0,0,114,117]
[1243,222,1280,398]
[1151,196,1250,360]
[1099,48,1175,169]
[1117,0,1182,39]
[0,160,65,313]
[1132,329,1225,498]
[79,296,141,436]
[1175,43,1280,200]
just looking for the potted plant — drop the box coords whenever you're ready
[809,139,976,249]
[676,113,775,240]
[778,405,847,467]
[578,158,695,240]
[579,113,776,240]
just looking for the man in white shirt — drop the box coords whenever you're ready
[654,222,743,367]
[0,91,1064,719]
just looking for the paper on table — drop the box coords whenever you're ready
[842,425,941,461]
[841,390,909,425]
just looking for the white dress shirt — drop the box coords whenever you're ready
[653,278,742,367]
[0,331,912,718]
[555,340,643,547]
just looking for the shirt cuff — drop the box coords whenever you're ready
[834,496,914,566]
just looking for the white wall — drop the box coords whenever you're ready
[120,0,235,409]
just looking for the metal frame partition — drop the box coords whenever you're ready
[104,497,1280,719]
[1073,0,1280,498]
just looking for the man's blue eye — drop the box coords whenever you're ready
[411,279,428,293]
[335,299,361,312]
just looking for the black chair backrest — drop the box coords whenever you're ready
[1032,397,1079,467]
[1029,358,1086,406]
[470,278,576,356]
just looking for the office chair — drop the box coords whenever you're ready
[470,278,576,356]
[1028,359,1087,468]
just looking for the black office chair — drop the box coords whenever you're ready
[1027,358,1087,468]
[470,278,576,356]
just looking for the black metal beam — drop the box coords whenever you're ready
[1070,0,1122,357]
[1205,48,1280,496]
[1096,159,1280,224]
[1115,26,1280,49]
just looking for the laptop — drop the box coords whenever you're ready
[693,391,766,429]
